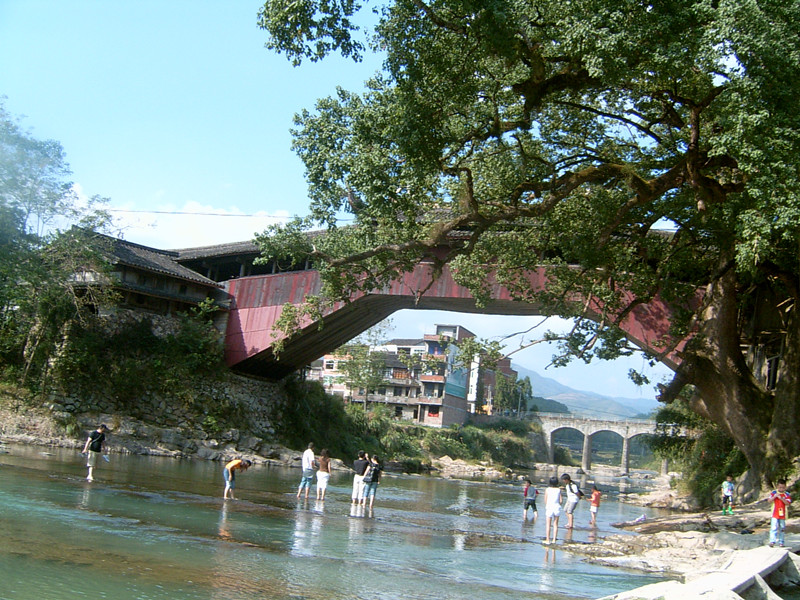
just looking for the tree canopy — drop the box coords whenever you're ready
[0,100,114,387]
[257,0,800,491]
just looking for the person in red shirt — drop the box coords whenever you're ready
[589,485,602,527]
[768,479,792,547]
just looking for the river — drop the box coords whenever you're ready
[0,443,672,600]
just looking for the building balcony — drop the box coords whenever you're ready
[419,374,445,383]
[350,394,442,406]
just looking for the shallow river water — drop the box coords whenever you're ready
[0,443,671,600]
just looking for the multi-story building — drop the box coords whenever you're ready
[312,324,516,427]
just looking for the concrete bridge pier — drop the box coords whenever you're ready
[581,433,593,472]
[620,436,630,474]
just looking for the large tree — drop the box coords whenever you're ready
[257,0,800,492]
[0,100,114,386]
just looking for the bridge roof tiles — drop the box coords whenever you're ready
[172,230,329,261]
[172,240,260,260]
[95,232,222,288]
[386,338,425,347]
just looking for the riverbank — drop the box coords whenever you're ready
[570,499,798,574]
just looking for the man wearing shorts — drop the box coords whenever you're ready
[561,473,581,529]
[223,458,252,499]
[81,424,109,482]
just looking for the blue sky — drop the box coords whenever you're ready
[0,0,672,400]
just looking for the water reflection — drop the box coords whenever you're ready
[218,501,232,540]
[0,443,673,600]
[453,484,469,552]
[78,483,93,510]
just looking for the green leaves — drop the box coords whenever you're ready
[257,0,366,65]
[256,0,800,377]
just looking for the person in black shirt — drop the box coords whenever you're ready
[81,424,109,482]
[362,454,383,509]
[351,450,369,503]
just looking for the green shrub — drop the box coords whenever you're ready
[649,395,749,506]
[49,314,224,410]
[554,445,577,466]
[273,380,535,469]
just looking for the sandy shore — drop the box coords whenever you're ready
[567,492,798,579]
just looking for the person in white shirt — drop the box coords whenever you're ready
[543,476,562,544]
[297,442,316,499]
[561,473,582,529]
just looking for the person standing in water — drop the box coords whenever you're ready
[316,448,331,500]
[351,450,369,504]
[588,485,602,526]
[361,454,383,509]
[543,476,561,544]
[561,473,582,529]
[223,458,252,500]
[523,479,538,522]
[297,442,316,499]
[81,424,109,482]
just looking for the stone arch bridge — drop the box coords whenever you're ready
[530,412,657,474]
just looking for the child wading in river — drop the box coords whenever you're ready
[543,476,561,544]
[523,479,538,522]
[589,485,601,526]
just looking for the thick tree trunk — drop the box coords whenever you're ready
[766,303,800,477]
[667,265,775,490]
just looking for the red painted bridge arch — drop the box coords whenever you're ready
[223,262,684,380]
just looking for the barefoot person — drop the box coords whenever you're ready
[316,448,331,500]
[351,450,369,504]
[81,424,109,482]
[543,476,561,544]
[297,442,316,499]
[523,479,538,522]
[561,473,582,529]
[361,454,383,509]
[223,458,252,500]
[588,485,602,527]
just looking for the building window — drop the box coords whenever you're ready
[767,355,780,390]
[395,406,403,418]
[428,406,440,417]
[325,360,335,370]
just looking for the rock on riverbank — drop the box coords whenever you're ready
[0,405,348,471]
[568,501,799,579]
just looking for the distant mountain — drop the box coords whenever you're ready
[528,396,570,414]
[513,364,660,420]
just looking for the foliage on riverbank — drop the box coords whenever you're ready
[650,397,749,506]
[278,377,538,471]
[50,309,226,409]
